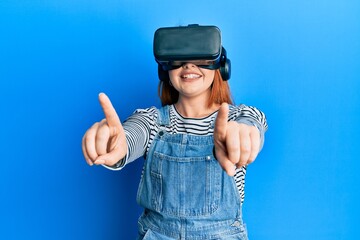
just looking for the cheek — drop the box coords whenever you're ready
[201,69,215,79]
[168,74,174,82]
[204,71,215,83]
[168,69,181,81]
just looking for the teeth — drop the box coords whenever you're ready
[182,74,201,79]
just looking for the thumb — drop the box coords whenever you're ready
[94,148,126,166]
[214,103,229,141]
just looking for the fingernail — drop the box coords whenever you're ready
[94,159,104,165]
[227,169,235,176]
[87,159,93,166]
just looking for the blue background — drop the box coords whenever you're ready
[1,0,359,239]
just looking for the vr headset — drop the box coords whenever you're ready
[154,24,231,81]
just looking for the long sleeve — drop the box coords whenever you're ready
[103,107,158,171]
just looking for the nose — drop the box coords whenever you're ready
[182,62,196,69]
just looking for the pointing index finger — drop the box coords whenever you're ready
[214,103,229,140]
[98,93,121,128]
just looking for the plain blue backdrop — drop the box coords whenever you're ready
[1,0,359,239]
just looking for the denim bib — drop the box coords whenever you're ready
[136,106,248,240]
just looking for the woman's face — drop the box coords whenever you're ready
[168,63,215,100]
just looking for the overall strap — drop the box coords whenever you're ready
[156,105,171,127]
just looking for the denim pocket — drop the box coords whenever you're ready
[151,151,221,217]
[227,222,248,240]
[150,171,162,212]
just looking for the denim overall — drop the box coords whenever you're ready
[136,106,248,240]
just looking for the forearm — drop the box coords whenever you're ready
[102,112,152,171]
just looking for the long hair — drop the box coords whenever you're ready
[158,69,233,107]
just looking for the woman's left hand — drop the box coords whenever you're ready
[213,103,261,176]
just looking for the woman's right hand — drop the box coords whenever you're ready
[82,93,127,167]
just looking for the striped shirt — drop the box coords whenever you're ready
[106,104,268,203]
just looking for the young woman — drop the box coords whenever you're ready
[82,26,268,240]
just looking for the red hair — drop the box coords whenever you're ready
[158,69,233,107]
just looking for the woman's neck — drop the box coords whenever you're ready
[175,97,220,118]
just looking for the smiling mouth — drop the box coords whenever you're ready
[181,73,202,79]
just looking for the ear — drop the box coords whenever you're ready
[220,58,231,81]
[219,47,231,81]
[158,64,169,81]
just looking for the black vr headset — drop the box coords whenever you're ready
[154,24,231,81]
